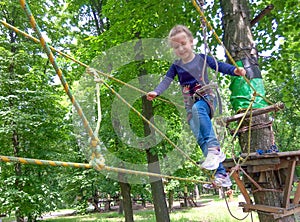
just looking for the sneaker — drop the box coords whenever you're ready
[201,150,225,170]
[214,173,232,188]
[203,183,215,189]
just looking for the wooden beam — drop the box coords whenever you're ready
[273,207,300,219]
[248,160,289,173]
[239,151,300,159]
[241,203,285,214]
[250,4,275,27]
[224,102,284,124]
[231,171,252,205]
[224,151,300,167]
[240,203,300,218]
[293,182,300,206]
[283,160,297,208]
[223,156,280,168]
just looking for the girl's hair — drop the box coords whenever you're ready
[168,25,194,40]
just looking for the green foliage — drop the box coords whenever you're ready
[0,0,79,220]
[251,0,300,151]
[0,0,299,220]
[60,169,120,213]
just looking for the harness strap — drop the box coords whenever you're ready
[192,84,222,118]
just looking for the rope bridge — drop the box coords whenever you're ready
[0,155,203,184]
[0,0,276,187]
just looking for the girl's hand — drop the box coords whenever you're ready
[146,91,158,101]
[234,67,246,76]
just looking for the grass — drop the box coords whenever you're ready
[1,195,260,222]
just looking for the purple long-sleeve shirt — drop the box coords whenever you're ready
[154,53,237,115]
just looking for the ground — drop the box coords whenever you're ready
[38,194,260,222]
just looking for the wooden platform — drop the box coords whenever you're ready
[224,150,300,173]
[223,150,300,219]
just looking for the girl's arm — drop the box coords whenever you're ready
[146,64,177,101]
[146,76,173,100]
[201,54,245,76]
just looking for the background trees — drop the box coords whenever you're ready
[0,0,299,221]
[0,1,80,221]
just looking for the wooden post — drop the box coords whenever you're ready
[293,182,300,206]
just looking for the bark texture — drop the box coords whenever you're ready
[135,38,170,221]
[220,0,294,221]
[119,172,134,222]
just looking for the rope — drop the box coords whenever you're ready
[234,120,273,134]
[0,20,183,110]
[17,1,211,184]
[3,2,210,186]
[19,0,105,171]
[14,0,271,190]
[94,75,102,136]
[2,9,251,171]
[0,155,91,169]
[229,95,255,168]
[87,68,204,171]
[0,155,209,184]
[223,187,251,221]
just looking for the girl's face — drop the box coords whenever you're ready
[170,32,194,63]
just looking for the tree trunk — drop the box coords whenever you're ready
[118,172,134,222]
[183,186,188,207]
[168,190,174,211]
[146,149,170,222]
[118,200,124,215]
[135,38,170,222]
[220,0,294,221]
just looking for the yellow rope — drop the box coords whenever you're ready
[1,17,206,183]
[0,155,209,184]
[9,1,208,184]
[0,20,183,110]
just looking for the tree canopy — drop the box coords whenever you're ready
[0,0,299,221]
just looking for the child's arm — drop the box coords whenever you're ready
[201,54,246,76]
[146,63,178,101]
[146,76,173,101]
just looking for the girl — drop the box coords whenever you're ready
[147,25,246,188]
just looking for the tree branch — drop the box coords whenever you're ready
[224,102,284,124]
[250,4,274,27]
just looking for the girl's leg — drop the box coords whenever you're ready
[189,98,227,176]
[189,99,219,155]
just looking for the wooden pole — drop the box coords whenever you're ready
[224,102,284,124]
[250,4,274,27]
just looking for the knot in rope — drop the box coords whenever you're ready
[90,138,98,147]
[86,67,104,83]
[94,78,102,83]
[90,144,105,171]
[89,137,105,171]
[90,156,105,171]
